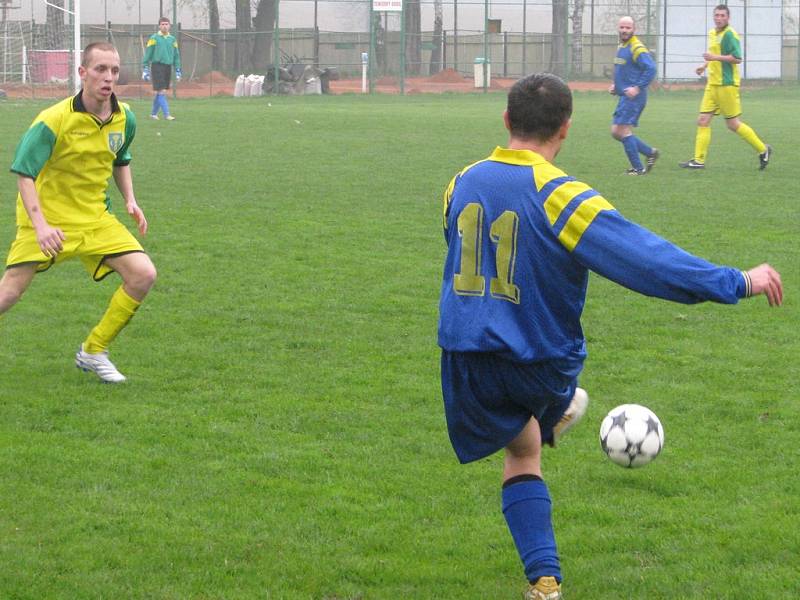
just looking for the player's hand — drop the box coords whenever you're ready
[142,67,151,81]
[608,84,615,95]
[35,224,66,258]
[746,263,783,307]
[175,68,182,81]
[127,200,148,235]
[702,52,717,62]
[624,86,640,98]
[695,65,706,76]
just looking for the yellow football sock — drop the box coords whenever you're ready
[83,286,141,354]
[734,122,766,153]
[694,126,711,163]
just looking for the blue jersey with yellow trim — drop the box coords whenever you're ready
[613,35,656,94]
[438,147,746,364]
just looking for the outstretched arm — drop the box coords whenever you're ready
[571,208,782,307]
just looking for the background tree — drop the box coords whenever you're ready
[550,0,569,77]
[252,0,277,72]
[404,0,421,76]
[429,0,443,75]
[234,0,251,72]
[570,0,585,75]
[208,0,221,71]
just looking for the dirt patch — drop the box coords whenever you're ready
[428,68,468,83]
[0,74,707,100]
[197,70,233,84]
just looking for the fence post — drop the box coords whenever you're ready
[453,0,458,73]
[522,0,527,76]
[503,30,507,77]
[442,29,447,70]
[272,0,280,95]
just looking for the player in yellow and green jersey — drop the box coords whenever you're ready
[680,4,771,170]
[1,42,157,383]
[142,17,181,120]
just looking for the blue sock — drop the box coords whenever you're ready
[502,478,561,584]
[634,136,653,157]
[151,95,159,116]
[622,136,644,171]
[158,94,170,117]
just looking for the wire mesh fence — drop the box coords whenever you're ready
[1,0,798,99]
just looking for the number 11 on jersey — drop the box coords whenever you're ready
[453,202,521,304]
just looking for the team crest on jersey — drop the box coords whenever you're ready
[108,132,124,152]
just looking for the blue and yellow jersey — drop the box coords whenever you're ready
[438,147,747,363]
[707,26,741,86]
[10,92,136,228]
[613,35,656,93]
[142,31,181,69]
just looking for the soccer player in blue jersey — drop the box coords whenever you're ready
[609,16,659,175]
[1,42,157,383]
[142,17,182,121]
[438,73,782,600]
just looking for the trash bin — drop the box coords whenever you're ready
[474,57,491,88]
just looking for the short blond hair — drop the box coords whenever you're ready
[82,42,118,67]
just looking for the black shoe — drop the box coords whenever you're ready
[679,159,705,170]
[645,148,660,173]
[759,144,772,170]
[626,168,646,176]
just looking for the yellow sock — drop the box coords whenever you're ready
[84,286,141,354]
[694,126,711,163]
[734,122,766,153]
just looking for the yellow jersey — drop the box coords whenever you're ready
[10,92,136,228]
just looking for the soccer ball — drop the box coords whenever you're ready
[599,404,664,468]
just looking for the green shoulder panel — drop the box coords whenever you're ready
[10,120,57,179]
[721,29,742,59]
[114,105,137,166]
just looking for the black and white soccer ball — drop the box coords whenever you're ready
[599,404,664,468]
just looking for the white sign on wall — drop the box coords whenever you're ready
[373,0,403,12]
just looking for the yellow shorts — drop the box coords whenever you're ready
[699,84,742,119]
[5,216,144,281]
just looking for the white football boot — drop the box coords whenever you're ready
[75,345,127,383]
[525,576,562,600]
[550,387,589,447]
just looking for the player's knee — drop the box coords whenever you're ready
[139,263,157,291]
[127,262,157,296]
[726,119,741,132]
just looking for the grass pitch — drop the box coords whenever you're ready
[0,87,798,599]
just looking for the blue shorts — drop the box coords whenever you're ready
[612,94,647,126]
[440,351,580,463]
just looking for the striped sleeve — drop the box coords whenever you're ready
[572,209,746,304]
[442,174,457,232]
[534,164,615,251]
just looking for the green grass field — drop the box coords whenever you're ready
[0,87,798,599]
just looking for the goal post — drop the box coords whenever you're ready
[41,0,80,92]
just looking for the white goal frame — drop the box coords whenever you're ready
[44,0,80,92]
